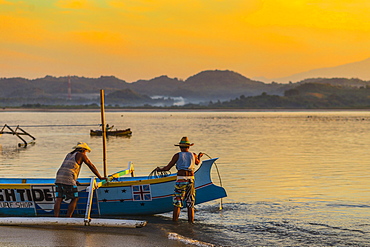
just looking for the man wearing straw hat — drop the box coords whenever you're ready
[54,142,106,217]
[156,137,203,223]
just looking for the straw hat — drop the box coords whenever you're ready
[174,137,194,147]
[73,142,92,152]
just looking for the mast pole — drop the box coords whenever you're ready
[100,89,108,177]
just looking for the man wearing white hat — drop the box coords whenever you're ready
[156,137,203,223]
[54,142,106,217]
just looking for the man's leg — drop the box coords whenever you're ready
[66,198,78,217]
[173,206,181,222]
[186,180,195,223]
[187,207,194,223]
[173,180,186,222]
[54,198,63,217]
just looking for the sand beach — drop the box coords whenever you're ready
[0,213,220,247]
[0,221,195,247]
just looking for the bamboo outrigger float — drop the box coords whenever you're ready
[0,217,146,228]
[0,124,36,147]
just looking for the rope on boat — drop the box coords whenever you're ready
[148,169,171,178]
[202,153,224,211]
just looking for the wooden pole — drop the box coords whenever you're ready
[100,89,108,177]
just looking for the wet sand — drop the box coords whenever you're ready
[0,215,218,247]
[0,223,189,247]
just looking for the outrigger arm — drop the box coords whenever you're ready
[0,124,36,147]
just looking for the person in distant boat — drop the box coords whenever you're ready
[106,124,114,131]
[54,142,106,217]
[98,124,114,131]
[156,137,203,223]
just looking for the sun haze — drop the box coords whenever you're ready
[1,0,369,82]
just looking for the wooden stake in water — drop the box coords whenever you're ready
[100,89,108,177]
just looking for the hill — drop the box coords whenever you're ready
[210,82,370,109]
[0,70,274,106]
[269,57,370,83]
[0,70,369,107]
[183,70,267,100]
[126,70,269,102]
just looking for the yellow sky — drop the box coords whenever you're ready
[1,0,369,82]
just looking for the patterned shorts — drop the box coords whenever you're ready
[55,183,78,200]
[173,179,195,208]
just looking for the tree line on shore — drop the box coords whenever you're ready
[1,70,369,109]
[15,83,370,109]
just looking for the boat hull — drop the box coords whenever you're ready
[90,129,132,136]
[0,158,226,217]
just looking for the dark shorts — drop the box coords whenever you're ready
[55,183,78,200]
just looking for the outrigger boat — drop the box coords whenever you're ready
[0,158,226,217]
[90,128,132,137]
[0,90,226,228]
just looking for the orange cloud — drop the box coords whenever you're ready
[0,0,369,81]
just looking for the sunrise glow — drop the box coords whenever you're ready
[1,0,369,81]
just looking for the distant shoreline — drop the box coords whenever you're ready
[1,107,370,112]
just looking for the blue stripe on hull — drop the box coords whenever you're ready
[97,183,227,216]
[99,197,174,216]
[0,208,35,216]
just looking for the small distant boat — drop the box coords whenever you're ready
[90,128,132,137]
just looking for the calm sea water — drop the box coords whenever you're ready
[1,110,370,246]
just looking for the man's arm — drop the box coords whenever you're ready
[157,153,179,171]
[77,153,106,180]
[194,152,203,165]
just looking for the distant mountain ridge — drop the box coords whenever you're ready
[266,57,370,83]
[129,70,267,101]
[0,69,369,107]
[211,82,370,109]
[0,70,270,104]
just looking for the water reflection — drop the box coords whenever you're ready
[2,111,370,246]
[2,111,370,205]
[0,144,35,158]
